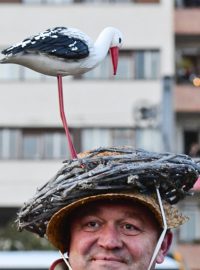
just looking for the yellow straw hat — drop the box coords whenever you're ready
[46,191,188,253]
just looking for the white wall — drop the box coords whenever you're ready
[0,160,61,206]
[0,80,161,127]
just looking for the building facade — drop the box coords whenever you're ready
[0,1,200,267]
[0,0,173,206]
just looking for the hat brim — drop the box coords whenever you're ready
[46,191,187,253]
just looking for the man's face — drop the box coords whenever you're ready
[68,200,171,270]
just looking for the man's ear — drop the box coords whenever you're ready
[156,231,173,264]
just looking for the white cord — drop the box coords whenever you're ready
[59,250,73,270]
[147,187,168,270]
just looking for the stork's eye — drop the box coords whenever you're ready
[119,37,122,43]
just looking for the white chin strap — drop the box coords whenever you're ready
[147,187,168,270]
[59,187,167,270]
[59,250,73,270]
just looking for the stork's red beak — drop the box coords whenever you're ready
[110,46,119,75]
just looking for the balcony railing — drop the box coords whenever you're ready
[175,0,200,8]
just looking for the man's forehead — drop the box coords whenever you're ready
[70,199,154,220]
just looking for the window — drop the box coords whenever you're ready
[22,131,42,159]
[74,0,133,2]
[0,128,70,159]
[0,63,45,81]
[176,50,200,85]
[0,0,21,3]
[135,128,163,152]
[74,0,159,3]
[112,129,135,146]
[81,128,111,150]
[23,0,73,3]
[82,51,135,80]
[83,57,111,80]
[0,64,21,80]
[81,128,135,151]
[0,129,20,159]
[179,204,200,242]
[43,131,69,158]
[0,50,160,81]
[22,129,70,159]
[183,130,199,155]
[23,67,44,80]
[135,50,160,79]
[0,0,160,3]
[0,127,164,159]
[115,52,134,79]
[82,50,160,80]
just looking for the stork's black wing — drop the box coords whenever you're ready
[2,27,89,60]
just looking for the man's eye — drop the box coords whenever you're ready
[124,224,134,230]
[83,221,100,231]
[122,223,140,235]
[87,221,99,228]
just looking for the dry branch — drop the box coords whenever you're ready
[17,147,200,237]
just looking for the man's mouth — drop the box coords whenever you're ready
[92,256,125,264]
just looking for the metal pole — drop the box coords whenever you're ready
[161,76,175,152]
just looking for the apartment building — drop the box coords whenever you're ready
[0,1,200,267]
[175,0,200,155]
[173,1,200,269]
[0,0,172,207]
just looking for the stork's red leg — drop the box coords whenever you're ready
[57,75,77,159]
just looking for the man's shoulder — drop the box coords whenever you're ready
[49,259,68,270]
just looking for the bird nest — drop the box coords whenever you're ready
[17,146,200,238]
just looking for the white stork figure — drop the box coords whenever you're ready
[0,26,123,158]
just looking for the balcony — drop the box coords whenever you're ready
[175,8,200,34]
[175,84,200,112]
[176,53,200,84]
[175,0,200,8]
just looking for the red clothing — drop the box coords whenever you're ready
[49,259,68,270]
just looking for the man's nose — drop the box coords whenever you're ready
[97,224,123,249]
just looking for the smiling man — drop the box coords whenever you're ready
[17,146,200,270]
[67,200,172,270]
